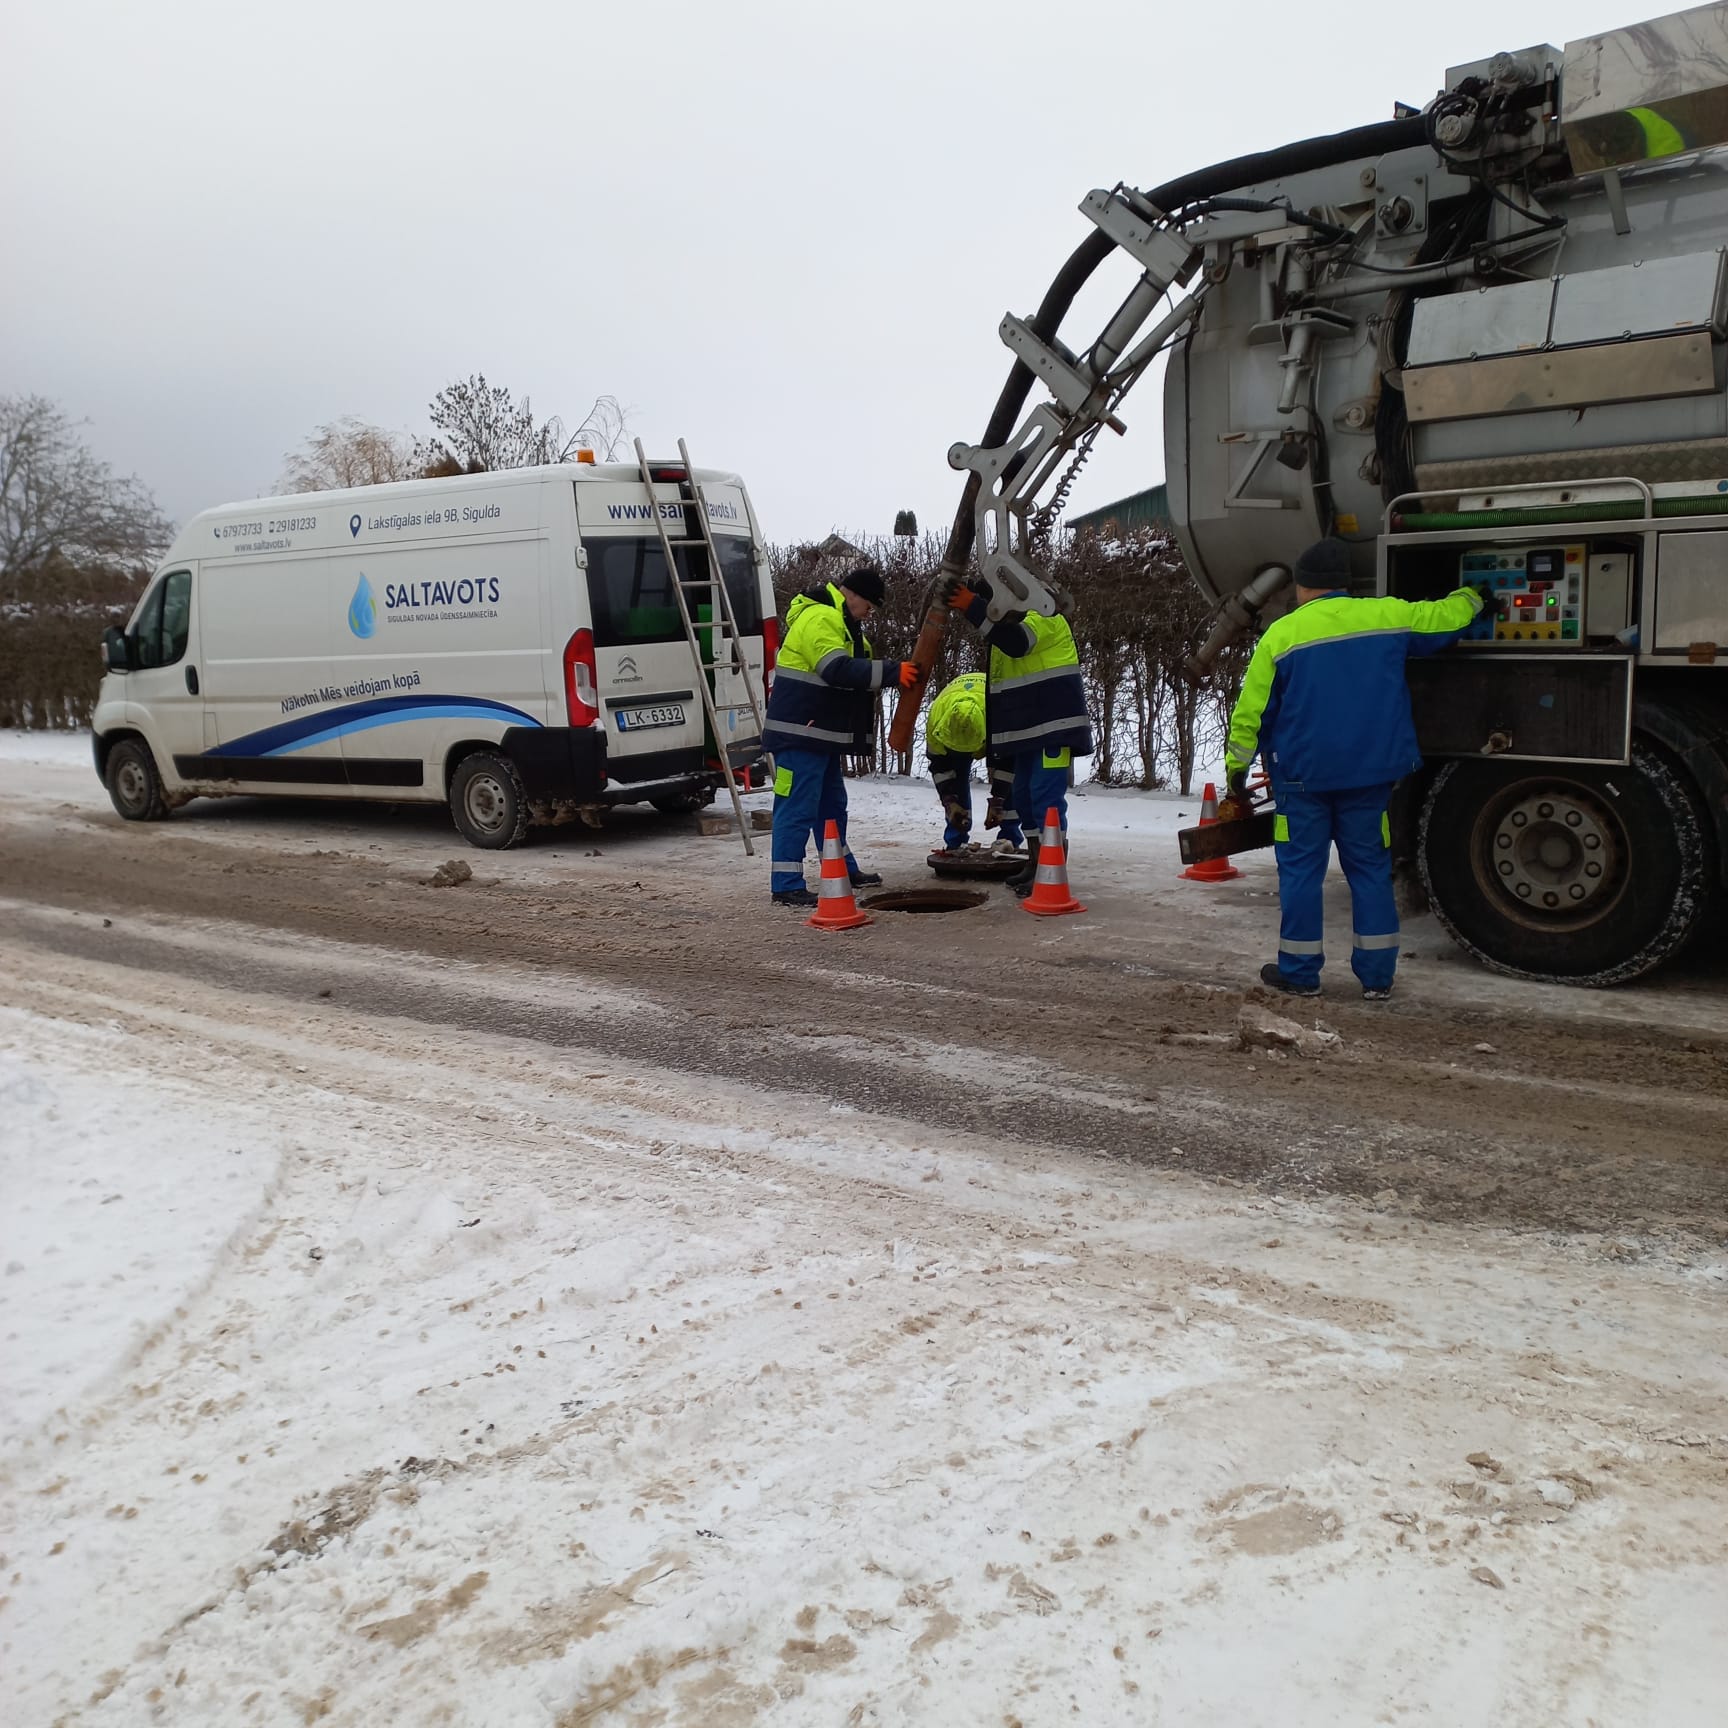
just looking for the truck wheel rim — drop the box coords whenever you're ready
[1480,785,1622,925]
[463,773,509,833]
[116,759,147,809]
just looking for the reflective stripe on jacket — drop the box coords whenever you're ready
[979,609,1093,758]
[764,583,888,754]
[927,672,987,758]
[1225,586,1482,792]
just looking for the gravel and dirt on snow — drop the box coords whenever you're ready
[2,730,1725,1727]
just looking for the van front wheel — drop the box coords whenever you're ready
[106,738,169,822]
[450,752,528,850]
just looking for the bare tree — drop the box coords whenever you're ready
[413,375,628,474]
[0,395,171,592]
[278,416,417,493]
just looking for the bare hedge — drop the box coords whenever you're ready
[769,526,1244,795]
[0,561,145,730]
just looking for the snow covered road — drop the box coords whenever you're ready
[2,734,1726,1725]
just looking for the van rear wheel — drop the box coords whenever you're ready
[105,738,169,822]
[450,752,528,850]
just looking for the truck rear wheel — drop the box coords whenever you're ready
[1417,742,1713,985]
[105,738,170,823]
[450,752,528,850]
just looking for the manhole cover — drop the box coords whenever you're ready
[928,847,1025,880]
[860,888,988,914]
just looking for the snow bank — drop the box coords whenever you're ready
[0,727,93,768]
[0,1014,281,1448]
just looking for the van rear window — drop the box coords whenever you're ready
[582,535,762,647]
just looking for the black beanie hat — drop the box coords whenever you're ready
[1294,537,1351,586]
[841,565,885,606]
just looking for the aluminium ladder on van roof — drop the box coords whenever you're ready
[632,437,769,854]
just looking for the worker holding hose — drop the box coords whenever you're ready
[940,576,1093,897]
[1224,537,1484,1000]
[763,566,917,908]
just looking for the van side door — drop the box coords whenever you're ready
[197,553,350,794]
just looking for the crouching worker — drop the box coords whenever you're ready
[762,566,917,907]
[924,673,1024,855]
[941,576,1092,898]
[1224,536,1484,1000]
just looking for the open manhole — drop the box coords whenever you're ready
[860,888,988,914]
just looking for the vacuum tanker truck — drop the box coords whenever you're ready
[934,3,1728,984]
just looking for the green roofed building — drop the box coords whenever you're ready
[1066,482,1168,537]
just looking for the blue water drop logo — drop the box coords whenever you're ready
[347,572,377,639]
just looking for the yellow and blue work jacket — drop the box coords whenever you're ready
[926,672,987,758]
[1225,586,1482,792]
[763,583,891,755]
[961,598,1093,759]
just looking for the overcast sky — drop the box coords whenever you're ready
[4,0,1624,547]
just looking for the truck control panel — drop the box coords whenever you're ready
[1459,546,1585,645]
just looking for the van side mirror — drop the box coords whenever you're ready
[103,626,130,672]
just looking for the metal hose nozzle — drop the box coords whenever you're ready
[1183,563,1292,684]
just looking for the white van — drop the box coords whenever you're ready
[91,460,777,847]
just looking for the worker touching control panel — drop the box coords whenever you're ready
[1459,546,1586,645]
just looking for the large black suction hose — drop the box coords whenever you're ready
[939,116,1430,575]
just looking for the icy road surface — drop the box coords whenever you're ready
[2,731,1725,1726]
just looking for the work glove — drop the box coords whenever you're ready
[1469,581,1497,612]
[940,574,979,608]
[897,660,921,690]
[944,800,972,833]
[1225,766,1250,800]
[984,796,1004,828]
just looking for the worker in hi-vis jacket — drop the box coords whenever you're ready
[924,671,1025,856]
[1224,536,1484,1000]
[762,565,917,907]
[941,575,1093,898]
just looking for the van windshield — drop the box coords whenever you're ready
[582,534,762,648]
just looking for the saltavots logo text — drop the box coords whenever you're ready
[385,577,501,610]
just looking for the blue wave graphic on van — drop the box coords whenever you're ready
[209,695,540,758]
[347,574,377,639]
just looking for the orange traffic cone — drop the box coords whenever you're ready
[806,819,873,931]
[1179,782,1243,882]
[1022,807,1086,916]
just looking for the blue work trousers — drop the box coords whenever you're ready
[929,750,975,850]
[1013,748,1072,844]
[988,754,1024,848]
[770,748,858,894]
[1273,782,1399,990]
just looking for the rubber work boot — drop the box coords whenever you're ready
[1259,961,1321,997]
[1361,983,1393,1002]
[848,868,883,888]
[1006,837,1040,899]
[772,887,819,908]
